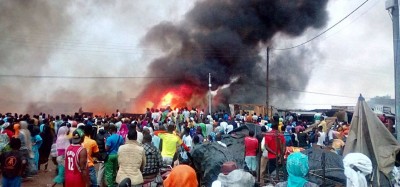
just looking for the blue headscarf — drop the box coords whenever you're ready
[287,152,309,187]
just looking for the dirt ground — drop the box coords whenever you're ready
[0,160,62,187]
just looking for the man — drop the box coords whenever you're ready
[105,125,124,187]
[219,119,228,134]
[54,115,63,134]
[316,126,326,147]
[65,129,90,187]
[142,134,162,179]
[297,128,308,148]
[96,123,110,186]
[82,124,100,187]
[116,128,146,186]
[259,126,268,185]
[244,130,258,174]
[180,127,192,162]
[264,122,285,175]
[0,137,27,187]
[158,124,189,166]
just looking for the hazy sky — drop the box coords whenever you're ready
[277,0,394,109]
[0,0,395,113]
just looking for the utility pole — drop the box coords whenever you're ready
[266,47,270,117]
[386,0,400,141]
[208,73,212,116]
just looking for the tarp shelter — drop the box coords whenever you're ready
[191,134,246,187]
[343,95,400,186]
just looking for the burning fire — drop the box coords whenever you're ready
[133,84,208,112]
[160,92,175,107]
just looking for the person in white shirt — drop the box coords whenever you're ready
[219,119,228,134]
[180,127,192,160]
[316,126,326,146]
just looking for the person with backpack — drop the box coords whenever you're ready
[0,137,27,187]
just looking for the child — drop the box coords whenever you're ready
[0,137,27,187]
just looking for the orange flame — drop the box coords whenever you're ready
[160,92,174,107]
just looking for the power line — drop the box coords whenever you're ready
[0,74,363,98]
[272,0,369,50]
[0,75,173,79]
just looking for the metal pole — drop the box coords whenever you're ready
[266,47,270,117]
[208,73,212,116]
[388,0,400,142]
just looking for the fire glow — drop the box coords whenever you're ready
[134,84,208,112]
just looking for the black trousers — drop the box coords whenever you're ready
[268,158,277,175]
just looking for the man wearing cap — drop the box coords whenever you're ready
[65,129,90,187]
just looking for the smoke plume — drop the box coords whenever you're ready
[135,0,329,111]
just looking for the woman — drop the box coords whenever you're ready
[39,123,54,171]
[53,126,70,185]
[276,152,318,187]
[18,121,34,177]
[31,126,43,174]
[163,165,198,187]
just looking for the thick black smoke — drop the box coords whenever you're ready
[138,0,329,109]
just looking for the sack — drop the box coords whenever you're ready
[154,172,163,184]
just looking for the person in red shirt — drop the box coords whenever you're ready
[264,122,286,175]
[65,129,90,187]
[244,130,258,173]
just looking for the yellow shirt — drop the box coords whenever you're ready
[82,136,100,167]
[158,133,182,158]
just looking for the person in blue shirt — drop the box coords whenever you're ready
[105,124,124,187]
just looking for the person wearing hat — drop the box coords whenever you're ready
[65,129,90,187]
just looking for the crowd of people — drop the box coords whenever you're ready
[0,107,373,187]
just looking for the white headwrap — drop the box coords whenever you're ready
[343,153,373,187]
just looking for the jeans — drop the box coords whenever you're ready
[105,154,118,187]
[245,156,257,171]
[89,166,98,187]
[97,162,106,186]
[2,176,21,187]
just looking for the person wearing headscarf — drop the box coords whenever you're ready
[0,122,11,154]
[18,121,34,177]
[343,153,372,187]
[1,122,13,139]
[53,126,70,185]
[30,126,42,174]
[276,152,318,187]
[39,123,54,171]
[118,122,129,140]
[163,164,198,187]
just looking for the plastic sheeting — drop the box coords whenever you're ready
[302,147,346,186]
[191,134,246,187]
